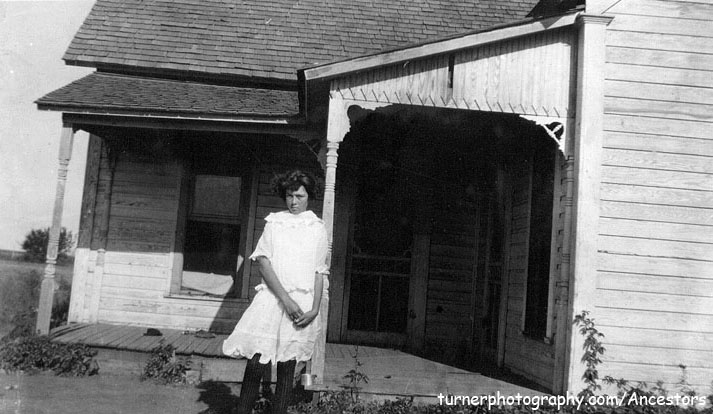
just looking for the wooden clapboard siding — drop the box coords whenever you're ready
[605,116,710,142]
[605,81,713,108]
[596,307,713,333]
[607,13,713,38]
[605,96,712,123]
[606,0,713,21]
[424,196,476,350]
[601,362,712,388]
[597,254,713,280]
[106,152,179,253]
[594,326,713,352]
[599,217,713,244]
[601,200,713,226]
[454,27,577,117]
[607,62,713,89]
[594,0,713,392]
[607,47,713,74]
[601,182,713,210]
[601,165,712,191]
[331,27,577,118]
[598,272,713,296]
[596,289,713,316]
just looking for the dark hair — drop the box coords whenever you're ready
[272,170,318,201]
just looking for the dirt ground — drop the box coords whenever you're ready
[0,371,242,414]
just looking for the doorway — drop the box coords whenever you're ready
[335,109,517,360]
[340,112,420,348]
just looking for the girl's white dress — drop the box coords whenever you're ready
[222,210,329,364]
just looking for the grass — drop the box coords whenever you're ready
[0,258,73,284]
[0,258,74,338]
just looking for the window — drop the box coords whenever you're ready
[172,143,250,299]
[181,175,243,297]
[523,146,557,339]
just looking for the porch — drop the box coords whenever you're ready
[50,323,545,402]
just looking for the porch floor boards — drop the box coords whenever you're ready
[50,323,543,400]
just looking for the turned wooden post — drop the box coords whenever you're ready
[37,124,74,335]
[311,140,339,385]
[310,94,354,385]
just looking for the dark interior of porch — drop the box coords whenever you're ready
[332,106,557,392]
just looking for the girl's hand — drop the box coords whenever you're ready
[294,309,318,327]
[282,296,304,322]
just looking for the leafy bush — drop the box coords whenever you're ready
[573,310,606,399]
[21,227,74,263]
[0,335,98,376]
[0,269,71,339]
[141,343,191,385]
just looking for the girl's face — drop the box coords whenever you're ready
[286,185,309,214]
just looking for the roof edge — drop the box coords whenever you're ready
[302,10,580,81]
[36,103,303,123]
[55,112,317,140]
[61,62,300,91]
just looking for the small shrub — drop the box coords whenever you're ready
[141,343,191,385]
[21,227,74,263]
[342,346,369,404]
[294,390,369,414]
[573,310,606,399]
[0,335,98,376]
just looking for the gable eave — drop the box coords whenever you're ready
[301,10,581,82]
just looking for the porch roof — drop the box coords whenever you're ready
[301,10,582,81]
[36,72,301,120]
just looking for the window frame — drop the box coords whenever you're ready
[169,156,256,300]
[521,149,562,342]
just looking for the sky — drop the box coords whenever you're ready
[1,0,94,251]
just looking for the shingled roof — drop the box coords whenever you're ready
[36,72,299,118]
[65,0,544,83]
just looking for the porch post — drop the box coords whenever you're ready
[566,13,613,393]
[37,123,74,335]
[312,97,350,385]
[553,131,575,393]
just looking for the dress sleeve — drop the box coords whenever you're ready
[314,225,329,274]
[249,221,273,262]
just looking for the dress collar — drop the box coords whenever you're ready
[265,210,322,225]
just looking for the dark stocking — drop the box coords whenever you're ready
[237,354,264,414]
[272,360,296,414]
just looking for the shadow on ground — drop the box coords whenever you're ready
[197,381,240,414]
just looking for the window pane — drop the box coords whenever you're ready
[347,274,380,331]
[524,148,555,339]
[191,175,241,222]
[377,276,409,333]
[183,221,241,276]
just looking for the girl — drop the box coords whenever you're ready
[223,170,329,414]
